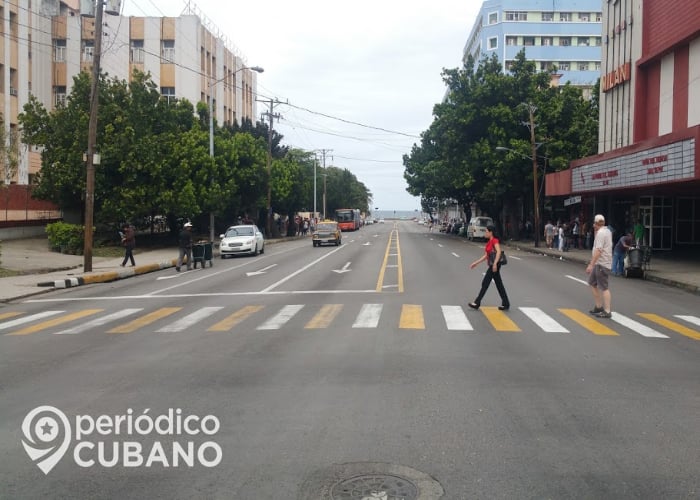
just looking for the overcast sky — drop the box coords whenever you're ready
[122,0,481,211]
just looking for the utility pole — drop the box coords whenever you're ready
[527,103,541,248]
[258,99,281,237]
[315,149,332,220]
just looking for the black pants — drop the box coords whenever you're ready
[474,265,509,307]
[121,245,135,266]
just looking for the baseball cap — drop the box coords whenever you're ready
[594,214,605,224]
[184,222,192,228]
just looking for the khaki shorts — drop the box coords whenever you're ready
[587,264,610,290]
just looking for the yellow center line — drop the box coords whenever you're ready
[481,307,521,332]
[305,304,343,329]
[9,309,103,336]
[559,308,618,336]
[0,312,22,320]
[376,229,403,293]
[108,307,181,334]
[399,304,425,329]
[637,313,700,340]
[208,305,264,332]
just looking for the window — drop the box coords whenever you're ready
[559,62,570,71]
[596,12,602,22]
[559,37,571,46]
[488,37,498,50]
[560,12,572,21]
[577,37,590,46]
[161,87,176,103]
[505,11,527,21]
[130,40,144,63]
[542,12,554,22]
[161,40,175,62]
[595,62,601,71]
[542,37,553,46]
[54,39,66,62]
[578,13,590,22]
[523,37,535,46]
[54,86,67,107]
[506,36,518,46]
[579,62,589,71]
[594,37,602,46]
[488,12,497,24]
[82,40,94,62]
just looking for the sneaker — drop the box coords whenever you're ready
[498,305,510,311]
[468,302,480,310]
[589,306,603,314]
[595,310,612,318]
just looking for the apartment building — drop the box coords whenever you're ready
[463,0,603,91]
[0,0,258,185]
[547,0,700,250]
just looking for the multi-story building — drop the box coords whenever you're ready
[1,0,259,186]
[463,0,603,92]
[547,0,700,251]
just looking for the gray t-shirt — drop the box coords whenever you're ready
[593,226,613,269]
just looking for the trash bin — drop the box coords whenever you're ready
[192,241,213,268]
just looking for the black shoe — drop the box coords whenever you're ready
[468,302,479,310]
[595,310,612,319]
[498,305,510,311]
[176,267,180,272]
[589,306,603,314]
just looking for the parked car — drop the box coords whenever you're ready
[467,217,493,241]
[312,221,342,247]
[219,225,265,257]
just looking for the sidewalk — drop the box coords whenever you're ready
[1,236,699,302]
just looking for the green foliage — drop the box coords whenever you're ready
[45,221,87,254]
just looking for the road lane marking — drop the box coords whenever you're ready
[54,309,143,335]
[566,275,589,285]
[0,312,22,321]
[375,230,403,293]
[675,315,700,327]
[0,311,64,331]
[610,312,668,338]
[9,309,103,336]
[353,304,382,328]
[441,306,473,331]
[257,305,304,330]
[260,247,344,293]
[399,304,425,329]
[208,305,264,331]
[305,304,343,329]
[157,307,224,333]
[481,307,521,332]
[520,307,569,333]
[637,313,700,340]
[108,307,181,334]
[451,252,460,258]
[558,308,618,336]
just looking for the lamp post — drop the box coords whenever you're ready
[496,145,548,248]
[208,65,263,242]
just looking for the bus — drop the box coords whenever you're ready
[335,208,361,231]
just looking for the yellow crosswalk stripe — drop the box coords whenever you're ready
[305,304,343,329]
[637,313,700,340]
[107,307,181,334]
[9,309,103,336]
[0,312,22,320]
[559,308,618,336]
[399,304,425,329]
[481,307,521,332]
[207,305,264,332]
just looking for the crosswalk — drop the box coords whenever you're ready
[1,305,699,340]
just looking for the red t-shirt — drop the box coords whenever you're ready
[485,236,499,255]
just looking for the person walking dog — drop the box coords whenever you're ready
[468,224,510,311]
[176,222,193,272]
[586,214,613,318]
[120,223,136,267]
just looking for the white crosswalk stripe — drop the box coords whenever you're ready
[353,304,383,328]
[520,307,570,333]
[610,312,669,338]
[675,315,700,327]
[156,307,224,333]
[441,305,473,331]
[54,308,143,335]
[0,311,64,330]
[257,305,304,330]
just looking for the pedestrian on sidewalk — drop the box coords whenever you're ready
[586,214,613,318]
[120,223,136,267]
[544,220,555,248]
[176,222,193,272]
[612,231,634,276]
[468,224,510,311]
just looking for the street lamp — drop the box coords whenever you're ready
[495,145,548,247]
[208,65,264,242]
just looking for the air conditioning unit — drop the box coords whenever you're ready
[80,0,95,17]
[104,0,122,15]
[9,88,18,96]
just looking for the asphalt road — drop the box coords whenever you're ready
[1,221,699,499]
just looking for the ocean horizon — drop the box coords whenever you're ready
[370,209,423,220]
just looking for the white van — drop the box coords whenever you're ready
[467,216,493,241]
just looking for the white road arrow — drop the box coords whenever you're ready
[246,264,278,276]
[332,262,352,274]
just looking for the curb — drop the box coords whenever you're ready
[37,259,179,288]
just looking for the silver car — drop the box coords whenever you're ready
[219,225,265,257]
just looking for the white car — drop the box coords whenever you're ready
[219,225,265,257]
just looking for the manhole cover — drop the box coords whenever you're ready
[331,474,418,499]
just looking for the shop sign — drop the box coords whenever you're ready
[564,195,582,207]
[572,139,696,192]
[602,62,631,92]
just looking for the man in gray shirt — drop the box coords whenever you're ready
[586,214,613,318]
